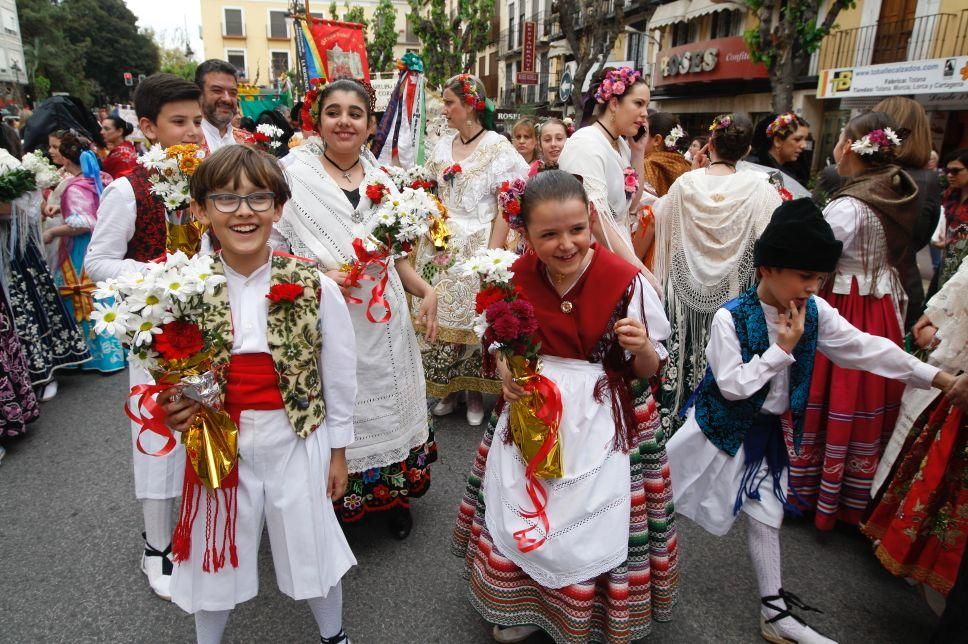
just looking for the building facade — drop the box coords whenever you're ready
[199,0,419,85]
[0,0,26,108]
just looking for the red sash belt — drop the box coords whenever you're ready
[223,352,284,423]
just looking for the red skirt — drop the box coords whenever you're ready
[787,281,905,530]
[861,400,967,595]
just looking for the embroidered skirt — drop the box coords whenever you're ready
[861,400,966,596]
[0,286,39,438]
[452,375,679,643]
[789,281,904,529]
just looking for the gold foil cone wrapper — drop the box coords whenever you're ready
[507,355,563,480]
[151,354,238,490]
[166,219,208,257]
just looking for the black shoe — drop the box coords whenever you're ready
[386,506,413,540]
[321,630,351,644]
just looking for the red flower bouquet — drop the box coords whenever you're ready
[154,320,205,360]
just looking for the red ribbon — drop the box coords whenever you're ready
[512,371,564,553]
[343,237,392,324]
[125,382,177,457]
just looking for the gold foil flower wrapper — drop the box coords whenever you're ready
[166,209,208,257]
[507,355,563,480]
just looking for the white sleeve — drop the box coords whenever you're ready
[626,274,671,361]
[823,197,861,250]
[318,273,357,448]
[706,308,795,401]
[816,296,939,389]
[86,178,145,281]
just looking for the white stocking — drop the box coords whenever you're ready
[142,498,174,548]
[307,581,344,639]
[194,609,231,644]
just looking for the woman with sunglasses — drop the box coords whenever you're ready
[931,149,968,294]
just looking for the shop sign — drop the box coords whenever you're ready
[517,21,538,85]
[817,56,968,99]
[654,36,767,87]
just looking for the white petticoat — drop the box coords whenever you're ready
[170,408,356,613]
[129,365,185,500]
[668,409,787,537]
[484,356,631,589]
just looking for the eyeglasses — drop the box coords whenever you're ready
[944,167,965,176]
[207,192,276,213]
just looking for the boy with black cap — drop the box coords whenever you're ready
[667,199,955,644]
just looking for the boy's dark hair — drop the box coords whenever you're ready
[521,169,588,227]
[710,113,753,162]
[134,73,202,123]
[195,59,239,89]
[190,145,291,206]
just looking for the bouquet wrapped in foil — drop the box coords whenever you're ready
[138,143,208,257]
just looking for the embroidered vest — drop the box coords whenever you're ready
[692,287,818,457]
[205,253,327,438]
[125,165,167,262]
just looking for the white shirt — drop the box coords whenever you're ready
[222,257,358,448]
[86,177,143,281]
[706,296,939,415]
[202,118,237,152]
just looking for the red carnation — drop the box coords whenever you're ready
[452,164,461,173]
[475,99,486,110]
[504,200,521,215]
[365,183,387,202]
[475,286,508,314]
[267,283,304,305]
[153,320,204,361]
[509,299,538,335]
[464,95,476,106]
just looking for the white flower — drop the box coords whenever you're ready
[159,274,193,302]
[22,151,60,188]
[256,123,283,138]
[92,278,120,301]
[454,255,486,277]
[850,137,877,156]
[472,313,489,339]
[126,314,162,348]
[0,148,21,174]
[125,289,170,320]
[480,248,517,283]
[90,301,131,338]
[664,125,685,150]
[139,144,167,169]
[884,127,902,146]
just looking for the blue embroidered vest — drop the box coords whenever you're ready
[692,287,818,457]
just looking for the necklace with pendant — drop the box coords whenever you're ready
[324,152,360,182]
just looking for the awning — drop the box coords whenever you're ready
[684,0,745,20]
[648,0,690,29]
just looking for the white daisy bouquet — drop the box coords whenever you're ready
[0,148,62,202]
[21,151,61,189]
[138,143,208,256]
[456,247,563,541]
[253,123,285,153]
[91,251,237,489]
[382,164,438,194]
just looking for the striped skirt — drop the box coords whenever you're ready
[452,381,679,643]
[787,282,905,529]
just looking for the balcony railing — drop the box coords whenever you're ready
[500,72,560,107]
[813,11,967,73]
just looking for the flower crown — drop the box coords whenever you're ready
[708,114,732,135]
[765,112,800,139]
[594,67,641,104]
[456,74,487,112]
[498,178,528,232]
[850,127,902,157]
[300,76,377,131]
[664,125,685,151]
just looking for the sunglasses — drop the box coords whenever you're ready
[944,167,965,175]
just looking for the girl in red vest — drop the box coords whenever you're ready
[453,170,679,643]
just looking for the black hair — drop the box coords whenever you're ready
[647,112,686,151]
[134,73,202,122]
[195,59,240,89]
[710,113,753,162]
[580,67,650,126]
[104,115,133,137]
[521,169,588,227]
[256,109,294,157]
[319,78,374,118]
[239,116,256,132]
[290,101,303,126]
[53,129,92,164]
[942,147,968,168]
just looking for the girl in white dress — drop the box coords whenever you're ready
[415,74,528,426]
[276,78,439,539]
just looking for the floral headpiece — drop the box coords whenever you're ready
[708,114,732,135]
[850,128,902,157]
[498,178,528,231]
[455,73,487,112]
[664,125,685,152]
[562,117,575,136]
[300,76,377,132]
[594,67,641,104]
[765,112,800,139]
[396,52,424,74]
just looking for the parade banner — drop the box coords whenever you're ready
[817,56,968,99]
[302,18,371,82]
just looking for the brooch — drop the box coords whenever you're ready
[560,301,573,314]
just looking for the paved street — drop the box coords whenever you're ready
[0,370,939,643]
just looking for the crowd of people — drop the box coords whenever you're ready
[0,59,966,644]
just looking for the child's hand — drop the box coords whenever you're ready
[691,143,710,170]
[157,386,200,433]
[615,318,649,354]
[417,289,438,343]
[776,300,807,353]
[324,270,352,300]
[947,373,968,412]
[327,448,348,500]
[496,356,528,402]
[912,314,938,349]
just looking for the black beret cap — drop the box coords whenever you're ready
[754,198,843,272]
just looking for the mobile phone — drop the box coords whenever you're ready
[633,125,647,142]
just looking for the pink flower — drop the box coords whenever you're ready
[613,81,626,95]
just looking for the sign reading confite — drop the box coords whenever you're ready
[654,36,768,86]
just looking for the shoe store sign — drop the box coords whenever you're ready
[817,56,968,99]
[654,36,767,87]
